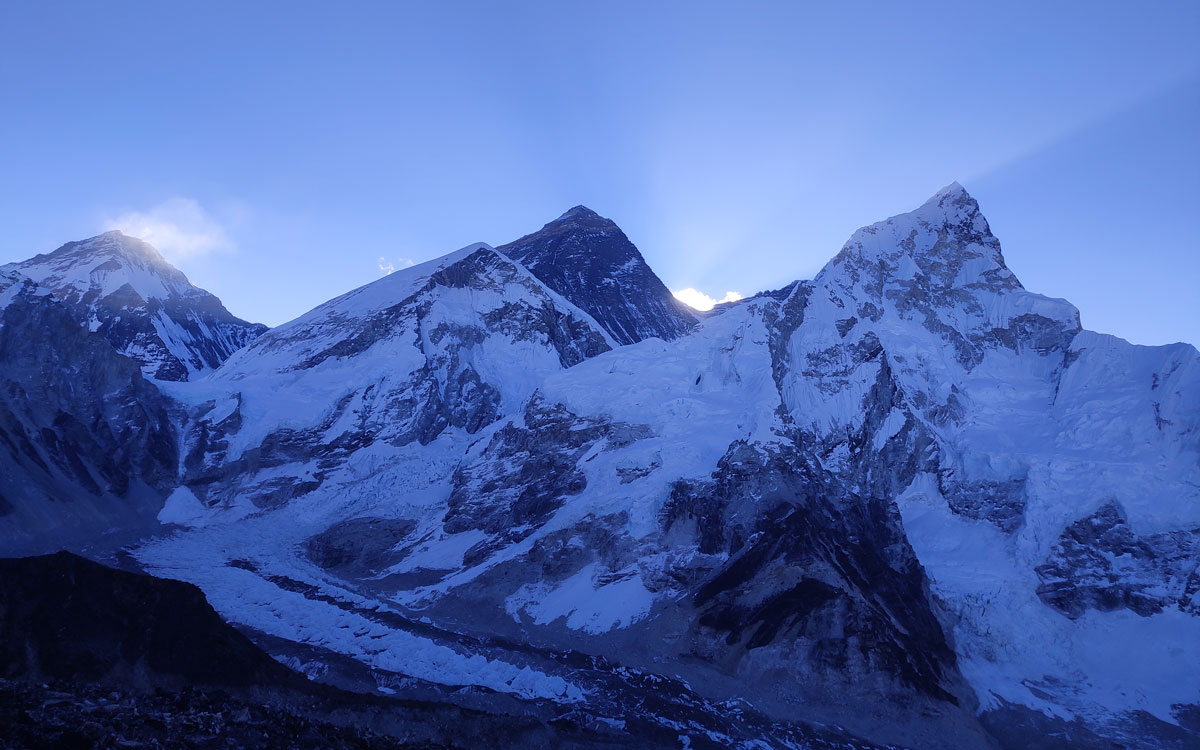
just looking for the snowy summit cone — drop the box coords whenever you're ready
[1,231,266,380]
[818,181,1029,303]
[499,206,696,345]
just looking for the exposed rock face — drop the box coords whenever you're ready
[2,231,265,381]
[663,440,963,708]
[306,517,419,572]
[499,206,697,345]
[1036,500,1200,618]
[0,291,178,551]
[444,396,654,546]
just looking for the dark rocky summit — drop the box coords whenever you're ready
[499,206,697,345]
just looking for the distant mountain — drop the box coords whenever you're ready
[1,230,265,381]
[499,206,696,345]
[0,230,267,550]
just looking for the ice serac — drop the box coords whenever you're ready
[2,231,266,381]
[498,205,697,345]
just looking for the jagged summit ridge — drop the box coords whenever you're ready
[803,182,1080,366]
[183,240,614,513]
[823,182,1007,282]
[499,206,696,345]
[1,231,266,381]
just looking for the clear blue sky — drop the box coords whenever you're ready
[2,1,1197,344]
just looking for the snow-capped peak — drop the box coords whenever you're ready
[6,230,194,304]
[815,181,1021,303]
[917,180,991,232]
[1,232,265,381]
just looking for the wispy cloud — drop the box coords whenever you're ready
[104,198,233,261]
[378,256,415,275]
[672,288,743,311]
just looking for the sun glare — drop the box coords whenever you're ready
[672,288,744,311]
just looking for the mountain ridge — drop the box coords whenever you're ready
[0,183,1195,750]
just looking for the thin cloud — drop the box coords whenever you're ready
[104,198,233,261]
[672,288,743,312]
[378,256,415,275]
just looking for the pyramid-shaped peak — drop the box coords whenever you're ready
[916,181,985,226]
[816,181,1020,301]
[544,206,623,232]
[931,180,967,199]
[553,205,605,223]
[3,231,265,381]
[9,230,185,293]
[498,207,696,346]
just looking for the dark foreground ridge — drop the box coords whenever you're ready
[0,552,677,749]
[0,680,420,750]
[0,551,300,690]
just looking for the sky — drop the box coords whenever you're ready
[1,1,1197,344]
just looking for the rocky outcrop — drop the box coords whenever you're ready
[1036,500,1200,618]
[663,440,963,705]
[306,517,419,572]
[444,397,653,560]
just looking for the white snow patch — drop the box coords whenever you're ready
[506,564,656,634]
[157,486,209,526]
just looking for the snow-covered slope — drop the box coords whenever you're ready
[499,206,697,345]
[167,242,614,516]
[2,231,266,380]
